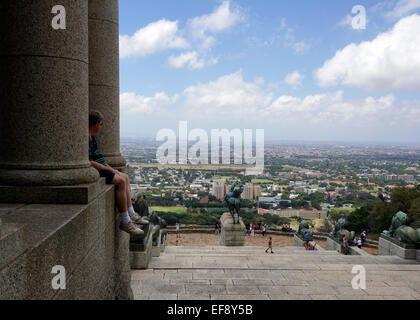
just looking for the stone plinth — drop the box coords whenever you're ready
[294,234,304,247]
[220,213,245,246]
[379,236,420,260]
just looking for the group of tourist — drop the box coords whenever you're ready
[341,231,367,254]
[247,222,269,237]
[353,231,367,249]
[281,224,293,232]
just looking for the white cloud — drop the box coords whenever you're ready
[265,91,395,124]
[180,71,402,127]
[187,0,244,49]
[168,51,218,70]
[284,71,304,86]
[182,70,273,118]
[289,41,312,54]
[315,14,420,91]
[120,92,179,114]
[386,0,420,18]
[282,21,312,54]
[121,71,420,137]
[119,19,189,58]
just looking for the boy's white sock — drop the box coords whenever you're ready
[121,211,131,224]
[128,206,135,216]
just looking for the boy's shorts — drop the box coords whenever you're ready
[99,170,115,184]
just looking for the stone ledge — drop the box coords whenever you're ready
[0,178,106,205]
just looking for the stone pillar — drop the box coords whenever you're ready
[89,0,126,169]
[0,0,99,187]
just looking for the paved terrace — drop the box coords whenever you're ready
[131,246,420,300]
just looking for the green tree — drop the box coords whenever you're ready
[408,197,420,228]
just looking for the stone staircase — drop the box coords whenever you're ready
[131,245,420,300]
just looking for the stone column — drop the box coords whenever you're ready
[0,0,99,187]
[89,0,126,169]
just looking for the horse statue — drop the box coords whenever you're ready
[224,182,244,224]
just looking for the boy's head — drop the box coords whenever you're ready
[89,110,104,134]
[269,237,272,240]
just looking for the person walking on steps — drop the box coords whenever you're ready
[265,237,274,254]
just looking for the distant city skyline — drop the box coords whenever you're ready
[119,0,420,143]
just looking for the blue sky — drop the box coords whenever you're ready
[119,0,420,143]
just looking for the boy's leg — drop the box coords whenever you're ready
[114,172,132,208]
[113,174,128,213]
[112,174,143,236]
[116,172,148,225]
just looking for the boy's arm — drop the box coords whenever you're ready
[90,161,117,173]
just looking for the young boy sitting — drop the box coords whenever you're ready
[89,110,148,236]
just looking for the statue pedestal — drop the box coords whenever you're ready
[130,225,154,270]
[220,213,245,246]
[294,234,304,247]
[379,235,420,261]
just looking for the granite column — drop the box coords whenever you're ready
[88,0,126,170]
[0,0,99,187]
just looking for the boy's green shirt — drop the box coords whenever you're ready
[89,136,107,166]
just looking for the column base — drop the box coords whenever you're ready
[0,178,106,205]
[0,166,99,187]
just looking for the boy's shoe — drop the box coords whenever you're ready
[129,212,150,225]
[120,221,144,236]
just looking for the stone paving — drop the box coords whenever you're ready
[131,246,420,300]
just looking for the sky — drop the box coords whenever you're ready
[119,0,420,143]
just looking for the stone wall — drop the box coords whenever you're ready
[0,180,133,300]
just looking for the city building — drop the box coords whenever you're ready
[211,180,227,201]
[242,183,261,200]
